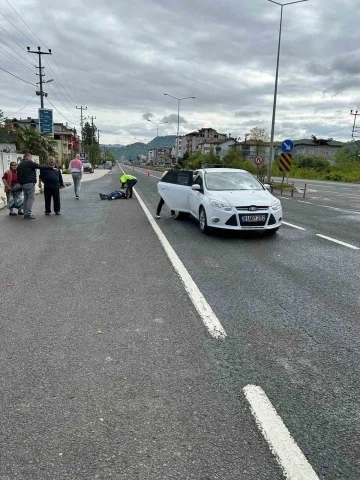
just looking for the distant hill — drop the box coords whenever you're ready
[102,135,176,160]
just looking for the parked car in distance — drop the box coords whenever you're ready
[157,168,283,235]
[104,161,113,169]
[82,162,94,173]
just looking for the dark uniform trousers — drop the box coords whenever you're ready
[44,186,60,213]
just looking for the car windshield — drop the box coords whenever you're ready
[204,172,263,191]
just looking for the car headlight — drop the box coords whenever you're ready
[210,199,232,212]
[271,199,281,211]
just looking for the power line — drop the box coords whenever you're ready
[5,94,36,118]
[0,11,34,45]
[46,97,79,127]
[0,37,34,66]
[0,23,27,49]
[5,0,50,50]
[42,57,78,110]
[0,66,36,85]
[4,1,83,106]
[52,56,83,104]
[0,45,34,74]
[3,1,84,111]
[48,83,78,120]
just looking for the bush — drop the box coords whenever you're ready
[62,169,71,174]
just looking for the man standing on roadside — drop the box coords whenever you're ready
[69,153,83,199]
[120,173,137,198]
[38,156,64,215]
[155,164,181,219]
[17,152,54,219]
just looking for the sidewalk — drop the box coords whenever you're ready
[0,168,111,210]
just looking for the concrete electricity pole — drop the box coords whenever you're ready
[76,106,87,150]
[27,46,52,108]
[90,116,96,144]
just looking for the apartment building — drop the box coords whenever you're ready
[180,128,227,156]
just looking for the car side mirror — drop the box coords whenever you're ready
[263,184,271,190]
[191,184,201,190]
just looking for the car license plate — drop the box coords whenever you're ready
[241,215,266,222]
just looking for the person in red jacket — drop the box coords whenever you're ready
[2,161,24,216]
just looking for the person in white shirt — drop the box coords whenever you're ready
[69,154,84,199]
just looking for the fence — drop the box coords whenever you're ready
[270,180,308,199]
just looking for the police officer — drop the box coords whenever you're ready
[120,174,137,198]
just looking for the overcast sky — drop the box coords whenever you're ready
[1,0,358,145]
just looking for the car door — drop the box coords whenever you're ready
[157,170,193,212]
[189,173,204,219]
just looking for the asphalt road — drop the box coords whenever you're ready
[0,168,359,479]
[274,176,360,213]
[121,165,360,479]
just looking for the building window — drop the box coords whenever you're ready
[214,134,218,138]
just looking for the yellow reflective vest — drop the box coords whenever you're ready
[120,174,136,183]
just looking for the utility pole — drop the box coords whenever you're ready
[88,116,96,145]
[350,110,360,161]
[76,106,87,151]
[97,129,101,145]
[27,46,52,108]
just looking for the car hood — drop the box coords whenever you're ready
[208,190,273,207]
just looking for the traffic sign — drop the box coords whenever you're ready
[278,153,292,172]
[80,152,86,163]
[38,108,53,135]
[281,139,294,153]
[253,155,264,167]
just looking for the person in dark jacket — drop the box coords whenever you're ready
[16,152,54,219]
[38,157,64,215]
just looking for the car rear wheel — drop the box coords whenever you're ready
[199,207,210,234]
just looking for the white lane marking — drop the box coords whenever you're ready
[244,385,320,480]
[120,167,227,339]
[282,221,306,231]
[298,200,360,215]
[316,234,359,250]
[123,165,162,179]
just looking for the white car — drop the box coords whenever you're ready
[157,168,282,234]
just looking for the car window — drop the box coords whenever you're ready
[161,170,193,186]
[204,172,263,191]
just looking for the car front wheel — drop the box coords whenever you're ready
[266,227,280,235]
[199,207,210,234]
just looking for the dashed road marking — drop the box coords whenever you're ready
[119,166,227,339]
[123,165,162,179]
[244,385,320,480]
[316,234,359,250]
[282,221,306,231]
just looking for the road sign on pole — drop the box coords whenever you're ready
[278,153,292,172]
[38,108,53,136]
[253,155,264,167]
[281,139,294,153]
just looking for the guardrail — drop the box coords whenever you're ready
[270,181,308,199]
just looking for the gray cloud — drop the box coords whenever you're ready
[161,114,187,124]
[235,111,262,118]
[0,0,358,144]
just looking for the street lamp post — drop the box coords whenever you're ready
[163,94,195,163]
[267,0,308,183]
[148,118,168,164]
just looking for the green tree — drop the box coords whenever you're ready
[296,156,330,172]
[104,150,115,163]
[249,127,270,155]
[222,149,244,168]
[87,144,101,166]
[16,127,57,163]
[83,121,97,146]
